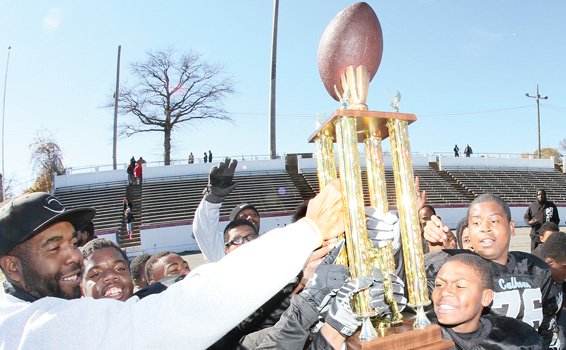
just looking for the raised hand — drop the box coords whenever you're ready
[203,157,238,204]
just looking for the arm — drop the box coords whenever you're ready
[192,157,238,263]
[551,204,560,225]
[3,219,325,350]
[524,206,534,226]
[192,197,224,263]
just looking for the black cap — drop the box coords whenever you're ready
[0,192,96,257]
[229,203,259,221]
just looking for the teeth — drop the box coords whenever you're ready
[104,287,123,297]
[438,304,456,310]
[62,274,78,282]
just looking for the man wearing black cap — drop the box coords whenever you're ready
[1,183,346,349]
[0,192,95,301]
[194,157,265,263]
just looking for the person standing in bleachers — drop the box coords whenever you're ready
[524,189,560,251]
[464,144,473,157]
[134,160,143,186]
[453,144,459,157]
[127,156,136,185]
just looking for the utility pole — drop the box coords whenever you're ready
[113,45,121,170]
[525,84,548,159]
[268,0,279,159]
[1,46,12,201]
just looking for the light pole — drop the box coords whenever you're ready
[1,46,11,201]
[525,84,548,159]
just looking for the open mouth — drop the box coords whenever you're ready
[478,237,495,248]
[59,271,81,286]
[103,285,124,299]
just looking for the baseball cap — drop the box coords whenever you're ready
[229,203,259,221]
[0,192,96,257]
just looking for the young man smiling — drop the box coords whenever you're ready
[80,238,133,302]
[433,253,542,349]
[424,193,560,348]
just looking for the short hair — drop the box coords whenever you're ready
[130,253,150,282]
[541,231,566,262]
[467,193,511,222]
[420,205,436,216]
[79,221,95,237]
[445,253,494,289]
[291,200,310,223]
[537,189,546,196]
[80,238,128,263]
[223,219,258,244]
[145,251,173,282]
[539,222,559,235]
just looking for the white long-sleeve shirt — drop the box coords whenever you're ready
[0,219,322,350]
[192,197,225,263]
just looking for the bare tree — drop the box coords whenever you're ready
[116,48,234,165]
[26,129,65,193]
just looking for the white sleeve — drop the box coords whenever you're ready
[192,197,225,263]
[0,219,322,350]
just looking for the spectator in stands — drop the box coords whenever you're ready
[188,152,194,164]
[453,144,459,157]
[203,151,208,163]
[122,196,133,213]
[127,157,136,185]
[424,193,560,347]
[77,221,96,247]
[80,238,133,302]
[208,150,213,163]
[137,156,146,165]
[524,189,560,252]
[532,222,560,259]
[0,182,347,349]
[125,207,134,239]
[130,253,150,291]
[464,144,473,157]
[134,160,143,186]
[145,251,190,285]
[432,253,542,349]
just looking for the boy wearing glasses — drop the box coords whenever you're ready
[224,219,259,254]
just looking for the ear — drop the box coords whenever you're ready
[509,220,516,236]
[0,255,23,283]
[481,288,495,307]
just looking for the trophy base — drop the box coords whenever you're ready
[346,318,454,350]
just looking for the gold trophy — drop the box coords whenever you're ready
[310,2,453,349]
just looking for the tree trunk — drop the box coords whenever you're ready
[164,126,171,165]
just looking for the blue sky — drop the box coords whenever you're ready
[1,0,565,193]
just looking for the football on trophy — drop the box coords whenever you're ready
[317,2,383,101]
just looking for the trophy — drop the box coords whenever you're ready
[310,3,454,349]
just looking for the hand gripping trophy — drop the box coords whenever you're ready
[309,2,454,349]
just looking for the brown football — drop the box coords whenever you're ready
[317,2,383,101]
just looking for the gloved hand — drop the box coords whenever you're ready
[300,240,349,312]
[368,269,407,315]
[203,157,238,203]
[325,276,372,338]
[365,207,400,252]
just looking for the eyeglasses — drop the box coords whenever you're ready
[225,233,259,247]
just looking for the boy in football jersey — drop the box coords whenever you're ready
[424,193,560,347]
[433,253,542,349]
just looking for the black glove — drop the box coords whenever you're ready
[325,276,373,338]
[203,157,238,204]
[300,241,349,312]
